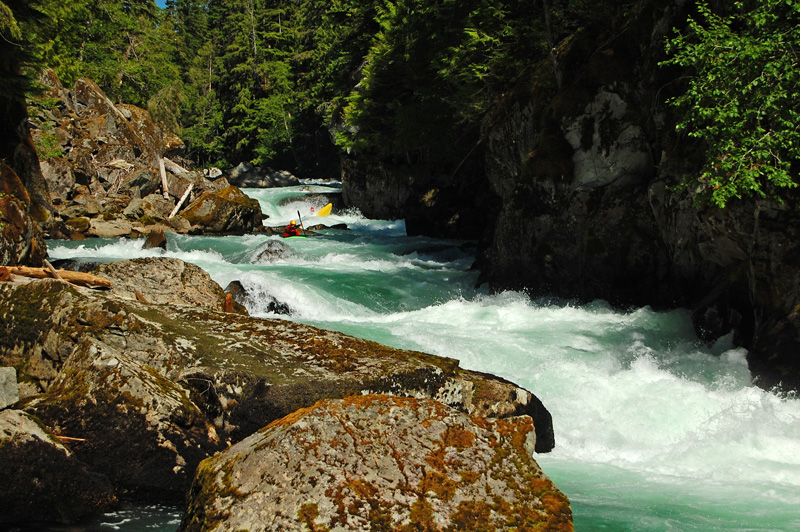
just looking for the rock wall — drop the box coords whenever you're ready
[341,144,498,240]
[340,0,800,390]
[478,1,800,390]
[0,64,50,267]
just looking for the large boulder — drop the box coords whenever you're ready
[25,337,223,502]
[1,262,554,503]
[180,185,264,234]
[0,408,117,524]
[180,394,572,532]
[95,257,248,313]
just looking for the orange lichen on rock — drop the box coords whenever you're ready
[180,394,572,532]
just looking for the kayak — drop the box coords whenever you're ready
[316,203,332,217]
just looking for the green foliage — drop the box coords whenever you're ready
[338,0,548,168]
[0,0,46,101]
[662,0,800,207]
[20,0,565,179]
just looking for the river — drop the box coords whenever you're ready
[44,182,800,531]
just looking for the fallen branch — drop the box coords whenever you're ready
[43,259,64,281]
[159,157,169,199]
[7,266,111,288]
[163,157,191,176]
[169,183,193,219]
[56,436,87,442]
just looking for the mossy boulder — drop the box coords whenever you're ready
[1,259,554,505]
[181,186,264,234]
[180,395,572,532]
[24,337,223,502]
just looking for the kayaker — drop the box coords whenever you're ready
[282,220,301,238]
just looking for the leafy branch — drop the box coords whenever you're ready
[661,0,800,207]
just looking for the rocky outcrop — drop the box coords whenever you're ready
[456,1,800,390]
[181,394,571,532]
[225,161,301,188]
[332,1,800,388]
[1,259,554,508]
[95,257,249,313]
[0,409,118,524]
[28,71,264,238]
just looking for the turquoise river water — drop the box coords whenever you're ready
[42,182,800,531]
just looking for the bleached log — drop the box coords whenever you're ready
[163,157,190,176]
[168,183,193,219]
[7,266,112,288]
[159,158,169,199]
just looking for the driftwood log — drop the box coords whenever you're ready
[2,266,111,288]
[163,157,191,176]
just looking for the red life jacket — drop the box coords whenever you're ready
[282,225,300,237]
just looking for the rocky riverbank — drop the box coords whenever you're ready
[0,257,566,529]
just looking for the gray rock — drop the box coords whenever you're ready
[0,367,19,409]
[203,167,223,180]
[95,257,231,310]
[88,216,134,238]
[180,395,571,532]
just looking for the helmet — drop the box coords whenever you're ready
[290,220,296,225]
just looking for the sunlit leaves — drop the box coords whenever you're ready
[662,0,800,207]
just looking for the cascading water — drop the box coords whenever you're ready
[44,182,800,531]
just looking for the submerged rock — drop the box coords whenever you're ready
[180,394,571,532]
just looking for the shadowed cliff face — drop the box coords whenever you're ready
[340,0,800,391]
[0,67,51,267]
[475,1,800,391]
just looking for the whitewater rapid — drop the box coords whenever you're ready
[45,184,800,531]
